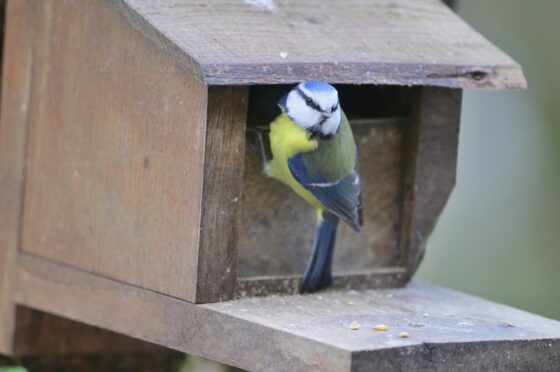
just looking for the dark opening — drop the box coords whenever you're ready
[239,85,413,279]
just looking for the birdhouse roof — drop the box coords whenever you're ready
[114,0,526,89]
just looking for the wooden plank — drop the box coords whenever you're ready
[236,267,408,298]
[0,0,34,355]
[195,87,248,303]
[20,0,208,301]
[15,253,560,371]
[399,87,462,275]
[113,0,526,88]
[352,340,560,371]
[15,254,350,371]
[14,307,171,356]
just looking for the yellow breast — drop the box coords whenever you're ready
[266,114,324,210]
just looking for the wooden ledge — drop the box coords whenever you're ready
[110,0,527,88]
[14,254,560,371]
[236,267,408,298]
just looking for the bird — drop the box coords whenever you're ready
[263,81,362,293]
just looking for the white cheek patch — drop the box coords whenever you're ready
[321,109,341,136]
[285,83,342,136]
[286,91,321,129]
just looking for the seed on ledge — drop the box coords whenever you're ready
[350,321,360,330]
[399,331,409,338]
[373,324,388,331]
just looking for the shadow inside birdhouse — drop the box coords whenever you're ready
[238,85,413,294]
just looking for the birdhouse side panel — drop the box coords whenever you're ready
[0,0,34,355]
[20,0,208,301]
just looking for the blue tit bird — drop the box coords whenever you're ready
[264,81,362,293]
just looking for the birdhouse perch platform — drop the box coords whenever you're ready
[2,0,559,371]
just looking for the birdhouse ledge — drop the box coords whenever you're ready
[13,258,560,371]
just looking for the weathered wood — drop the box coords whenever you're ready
[0,0,33,355]
[352,340,560,372]
[236,267,407,298]
[399,88,462,275]
[0,0,5,82]
[15,253,350,371]
[15,254,560,371]
[196,87,248,303]
[112,0,525,88]
[14,308,170,356]
[20,0,208,301]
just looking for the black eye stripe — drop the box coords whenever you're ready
[296,87,322,112]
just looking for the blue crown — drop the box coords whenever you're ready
[302,81,336,93]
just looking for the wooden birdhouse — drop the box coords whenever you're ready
[2,0,560,370]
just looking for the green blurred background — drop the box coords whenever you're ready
[417,0,560,320]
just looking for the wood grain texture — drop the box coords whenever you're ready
[15,254,560,371]
[113,0,526,88]
[14,307,170,356]
[236,267,407,298]
[196,87,248,303]
[21,0,208,301]
[0,0,33,355]
[400,87,462,275]
[15,254,350,371]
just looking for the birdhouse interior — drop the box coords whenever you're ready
[238,85,417,294]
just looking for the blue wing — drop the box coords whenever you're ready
[288,154,363,231]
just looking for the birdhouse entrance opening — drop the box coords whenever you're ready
[238,85,414,295]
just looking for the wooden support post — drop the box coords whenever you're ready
[196,87,248,303]
[400,87,462,275]
[0,0,34,355]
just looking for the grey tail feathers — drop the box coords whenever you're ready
[299,211,339,294]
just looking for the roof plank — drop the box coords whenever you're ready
[112,0,526,88]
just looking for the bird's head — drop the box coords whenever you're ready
[278,81,341,138]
